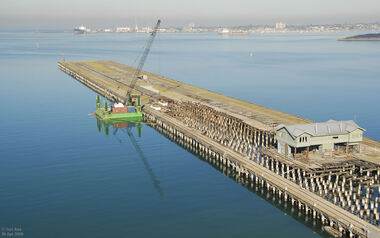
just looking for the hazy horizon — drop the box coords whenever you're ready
[1,0,380,29]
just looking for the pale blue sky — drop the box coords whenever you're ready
[1,0,379,29]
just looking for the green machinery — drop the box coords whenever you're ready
[95,95,143,121]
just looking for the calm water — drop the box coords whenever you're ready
[0,31,379,238]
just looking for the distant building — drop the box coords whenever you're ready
[275,120,365,158]
[275,22,287,30]
[104,28,112,33]
[116,27,131,33]
[141,27,152,33]
[182,23,200,32]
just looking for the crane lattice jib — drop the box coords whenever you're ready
[125,19,161,103]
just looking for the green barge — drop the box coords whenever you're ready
[95,95,143,121]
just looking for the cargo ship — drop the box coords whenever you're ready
[73,28,85,34]
[73,25,87,34]
[95,95,143,121]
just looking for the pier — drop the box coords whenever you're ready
[59,60,380,237]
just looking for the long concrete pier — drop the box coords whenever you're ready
[58,61,380,237]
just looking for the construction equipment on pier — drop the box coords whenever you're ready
[125,19,161,106]
[95,19,161,121]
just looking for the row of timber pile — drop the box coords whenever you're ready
[150,117,344,236]
[167,101,277,149]
[145,111,371,237]
[307,165,380,225]
[162,100,380,227]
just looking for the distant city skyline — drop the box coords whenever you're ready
[1,0,380,29]
[67,22,380,35]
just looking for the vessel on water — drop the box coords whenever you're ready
[95,95,143,121]
[73,25,87,34]
[73,28,85,34]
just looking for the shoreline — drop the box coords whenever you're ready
[339,37,380,41]
[339,33,380,41]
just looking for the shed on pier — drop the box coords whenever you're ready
[275,120,365,158]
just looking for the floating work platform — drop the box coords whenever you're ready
[95,107,143,121]
[58,60,380,237]
[95,95,143,121]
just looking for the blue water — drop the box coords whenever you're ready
[1,31,379,237]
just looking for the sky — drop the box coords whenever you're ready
[1,0,380,29]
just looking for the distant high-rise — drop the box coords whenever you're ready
[276,22,287,30]
[183,23,195,32]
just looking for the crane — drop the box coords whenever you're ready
[124,19,161,106]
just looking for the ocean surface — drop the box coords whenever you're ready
[0,30,379,238]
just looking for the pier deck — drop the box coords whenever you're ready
[58,60,380,237]
[59,60,380,164]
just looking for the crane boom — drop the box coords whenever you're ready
[125,19,161,105]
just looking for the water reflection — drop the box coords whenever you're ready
[97,118,142,137]
[151,123,332,238]
[96,118,164,199]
